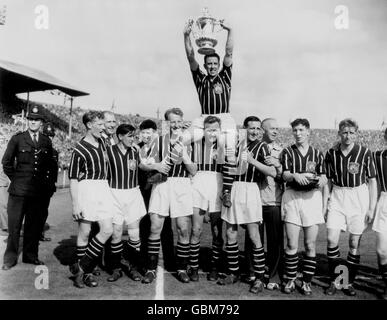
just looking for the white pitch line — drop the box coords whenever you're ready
[154,265,165,300]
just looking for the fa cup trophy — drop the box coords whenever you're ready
[191,7,223,55]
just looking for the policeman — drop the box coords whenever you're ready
[40,122,59,242]
[1,106,56,270]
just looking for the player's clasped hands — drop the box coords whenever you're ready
[154,161,170,175]
[316,175,328,188]
[264,155,280,168]
[293,172,313,186]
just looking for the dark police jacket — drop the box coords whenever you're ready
[49,148,59,196]
[1,131,57,197]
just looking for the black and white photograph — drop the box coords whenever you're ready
[0,0,387,309]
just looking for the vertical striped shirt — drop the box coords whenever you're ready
[325,144,376,187]
[191,64,232,115]
[234,140,269,183]
[191,138,222,173]
[107,144,139,189]
[282,144,325,190]
[157,134,192,178]
[68,138,108,181]
[373,150,387,192]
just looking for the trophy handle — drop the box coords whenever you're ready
[189,17,199,39]
[214,18,224,33]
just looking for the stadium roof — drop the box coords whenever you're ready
[0,59,89,97]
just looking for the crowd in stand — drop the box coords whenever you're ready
[0,103,385,170]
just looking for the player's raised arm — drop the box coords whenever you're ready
[221,20,233,67]
[183,19,199,71]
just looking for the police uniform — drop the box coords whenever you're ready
[1,107,56,268]
[40,123,59,241]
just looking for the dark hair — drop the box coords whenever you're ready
[82,111,103,127]
[385,127,387,137]
[164,107,184,120]
[116,124,136,137]
[204,52,220,64]
[139,119,157,131]
[338,118,358,132]
[243,116,261,128]
[291,118,310,129]
[204,116,221,127]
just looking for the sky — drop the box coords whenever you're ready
[0,0,386,129]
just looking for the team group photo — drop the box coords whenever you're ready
[1,0,387,302]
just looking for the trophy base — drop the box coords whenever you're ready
[196,38,217,55]
[198,47,216,55]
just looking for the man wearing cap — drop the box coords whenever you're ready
[40,122,59,242]
[1,106,56,270]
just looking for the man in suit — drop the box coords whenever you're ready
[1,106,56,270]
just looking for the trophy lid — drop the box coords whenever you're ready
[196,7,217,25]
